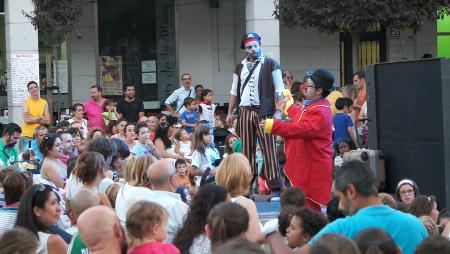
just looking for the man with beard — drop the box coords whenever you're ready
[263,161,428,254]
[0,123,22,166]
[117,84,144,123]
[59,131,76,165]
[78,206,127,254]
[226,33,284,196]
[84,85,107,131]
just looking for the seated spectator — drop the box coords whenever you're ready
[395,178,420,211]
[126,201,180,254]
[379,193,398,210]
[223,134,239,158]
[54,120,70,133]
[131,122,160,158]
[0,167,15,208]
[77,206,127,254]
[68,103,88,138]
[0,226,38,254]
[215,238,264,254]
[309,234,361,254]
[286,207,328,249]
[158,113,168,125]
[109,138,131,178]
[147,116,158,142]
[216,153,262,242]
[326,196,345,223]
[174,130,193,159]
[105,183,120,209]
[28,125,48,162]
[409,195,440,235]
[59,131,76,166]
[190,126,220,186]
[105,120,119,138]
[264,161,428,254]
[173,183,229,253]
[173,159,194,203]
[111,118,127,140]
[85,137,117,192]
[414,235,450,254]
[355,228,399,254]
[0,169,33,234]
[155,124,183,161]
[147,159,189,243]
[15,184,68,253]
[40,134,67,188]
[66,188,100,253]
[0,123,21,167]
[88,127,105,140]
[437,208,450,231]
[67,128,82,153]
[124,122,138,150]
[206,202,249,251]
[116,155,156,226]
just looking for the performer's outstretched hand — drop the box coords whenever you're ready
[226,113,234,128]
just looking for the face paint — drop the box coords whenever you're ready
[245,41,261,60]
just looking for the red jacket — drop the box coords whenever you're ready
[266,99,333,208]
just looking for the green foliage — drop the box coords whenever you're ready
[274,0,450,33]
[22,0,86,43]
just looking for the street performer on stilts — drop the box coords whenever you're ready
[226,32,284,197]
[261,69,334,211]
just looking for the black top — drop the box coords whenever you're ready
[117,98,144,122]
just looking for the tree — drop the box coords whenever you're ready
[274,0,450,33]
[22,0,87,124]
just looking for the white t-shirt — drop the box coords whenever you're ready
[115,183,154,226]
[191,146,220,186]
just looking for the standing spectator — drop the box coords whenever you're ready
[147,159,189,243]
[194,84,204,103]
[68,104,88,139]
[173,184,229,253]
[84,85,107,131]
[40,134,67,188]
[77,206,126,254]
[165,73,195,117]
[20,81,51,152]
[226,32,284,195]
[58,132,76,166]
[15,184,68,253]
[117,84,145,123]
[181,97,199,135]
[395,178,420,211]
[353,71,367,128]
[283,71,294,90]
[0,123,22,166]
[333,98,357,149]
[198,89,216,140]
[28,125,48,162]
[409,195,440,235]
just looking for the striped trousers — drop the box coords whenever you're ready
[238,107,280,183]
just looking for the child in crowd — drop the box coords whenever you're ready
[205,202,249,251]
[175,130,193,160]
[181,97,199,135]
[333,140,351,167]
[174,159,195,203]
[131,122,160,158]
[198,89,216,141]
[333,97,357,150]
[147,116,158,141]
[190,126,220,187]
[102,99,120,126]
[214,114,227,129]
[112,118,127,140]
[223,134,239,158]
[286,207,328,249]
[293,92,307,107]
[105,120,119,138]
[126,201,180,254]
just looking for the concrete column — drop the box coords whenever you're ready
[5,0,39,124]
[245,0,280,62]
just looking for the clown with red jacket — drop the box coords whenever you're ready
[262,69,335,211]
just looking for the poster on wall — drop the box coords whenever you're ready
[100,56,123,95]
[53,60,68,94]
[10,53,40,104]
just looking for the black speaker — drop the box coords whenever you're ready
[367,58,450,208]
[209,0,219,8]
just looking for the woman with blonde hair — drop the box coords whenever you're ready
[215,153,262,242]
[115,154,157,226]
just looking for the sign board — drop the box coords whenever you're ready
[10,53,40,104]
[100,56,123,95]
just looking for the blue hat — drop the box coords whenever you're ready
[240,32,262,49]
[310,69,335,92]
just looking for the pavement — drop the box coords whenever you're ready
[254,194,281,224]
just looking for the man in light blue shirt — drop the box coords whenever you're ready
[264,160,428,254]
[164,73,195,117]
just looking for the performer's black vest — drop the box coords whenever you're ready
[235,57,280,119]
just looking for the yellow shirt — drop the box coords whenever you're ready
[326,91,343,116]
[22,97,47,137]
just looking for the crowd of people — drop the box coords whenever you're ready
[0,32,450,254]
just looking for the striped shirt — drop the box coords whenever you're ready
[0,203,19,234]
[0,191,4,208]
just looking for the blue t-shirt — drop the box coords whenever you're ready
[333,113,353,145]
[310,205,428,254]
[181,111,199,134]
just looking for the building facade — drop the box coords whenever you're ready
[1,0,446,124]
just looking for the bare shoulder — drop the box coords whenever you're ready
[47,234,68,254]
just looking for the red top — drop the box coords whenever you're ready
[83,99,106,130]
[128,242,180,254]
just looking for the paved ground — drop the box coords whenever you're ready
[254,194,281,224]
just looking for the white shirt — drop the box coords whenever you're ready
[67,118,88,139]
[164,86,195,114]
[115,183,154,226]
[191,147,220,171]
[151,190,188,243]
[230,56,284,106]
